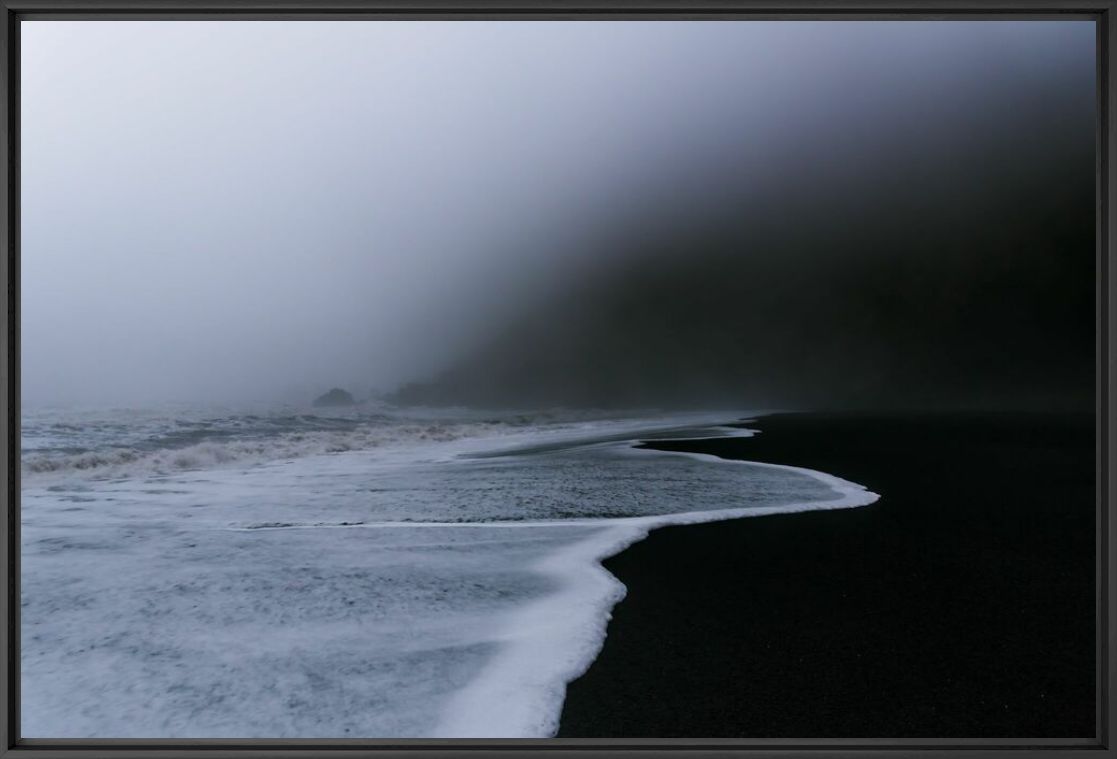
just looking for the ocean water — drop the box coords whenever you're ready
[20,404,878,738]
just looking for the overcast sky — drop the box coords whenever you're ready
[20,20,1094,408]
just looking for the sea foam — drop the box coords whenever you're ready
[20,410,877,738]
[432,447,878,738]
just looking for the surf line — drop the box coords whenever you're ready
[413,438,882,737]
[214,427,879,738]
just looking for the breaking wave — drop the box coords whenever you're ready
[23,421,501,478]
[21,406,879,738]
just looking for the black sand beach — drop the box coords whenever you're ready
[557,412,1096,738]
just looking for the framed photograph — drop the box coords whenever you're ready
[1,2,1112,757]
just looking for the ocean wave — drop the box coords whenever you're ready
[21,412,879,738]
[21,421,507,481]
[20,406,759,483]
[430,450,880,738]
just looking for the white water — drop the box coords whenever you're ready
[20,406,878,738]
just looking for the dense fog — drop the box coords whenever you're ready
[21,20,1095,410]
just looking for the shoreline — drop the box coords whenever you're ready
[432,422,879,738]
[556,411,1096,738]
[21,409,874,738]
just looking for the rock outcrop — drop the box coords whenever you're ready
[313,388,356,408]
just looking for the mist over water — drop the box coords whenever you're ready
[22,20,1095,411]
[18,20,1095,738]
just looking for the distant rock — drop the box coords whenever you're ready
[313,388,356,407]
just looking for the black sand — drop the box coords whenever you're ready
[556,412,1095,738]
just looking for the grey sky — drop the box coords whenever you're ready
[20,20,1094,407]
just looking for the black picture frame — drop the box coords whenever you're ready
[1,3,1112,757]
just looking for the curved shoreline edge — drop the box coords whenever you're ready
[432,427,880,738]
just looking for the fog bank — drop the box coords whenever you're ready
[21,20,1095,410]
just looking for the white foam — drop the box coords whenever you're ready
[21,411,878,738]
[431,448,878,738]
[21,408,754,484]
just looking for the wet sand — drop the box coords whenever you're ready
[557,411,1096,738]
